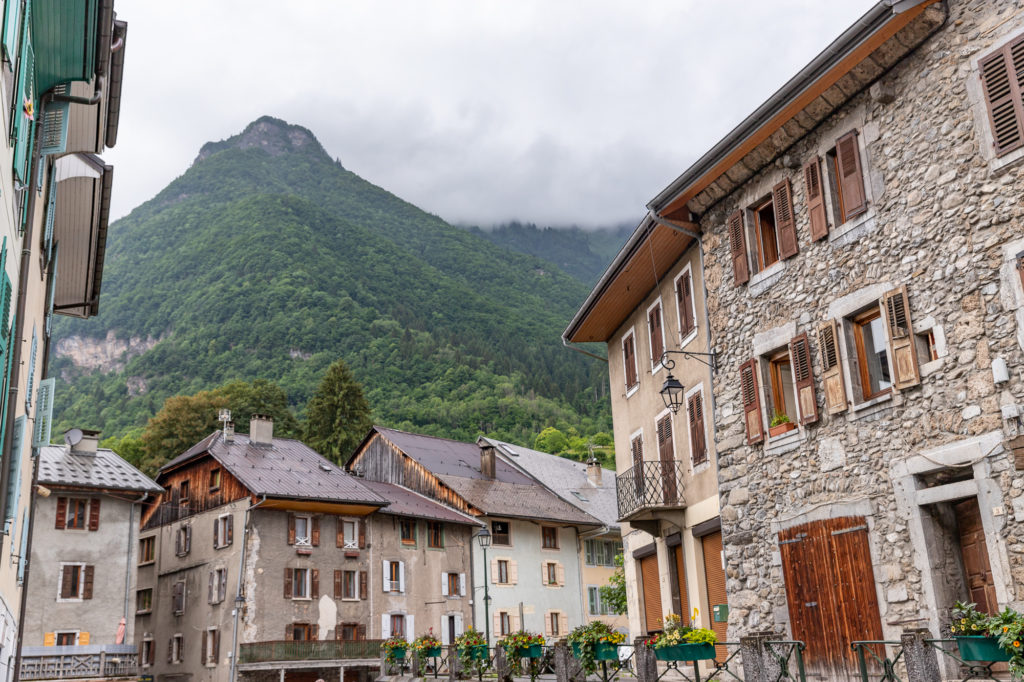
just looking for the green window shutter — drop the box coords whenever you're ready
[588,587,597,615]
[2,0,22,64]
[45,245,57,337]
[40,99,68,156]
[5,416,25,528]
[44,173,56,265]
[25,326,36,411]
[33,377,54,447]
[12,13,34,184]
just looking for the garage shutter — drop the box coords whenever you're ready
[701,532,728,662]
[639,554,662,634]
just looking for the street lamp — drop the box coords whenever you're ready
[657,349,717,414]
[476,527,491,647]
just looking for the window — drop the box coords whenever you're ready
[546,562,558,586]
[175,525,191,556]
[584,540,621,567]
[497,559,509,585]
[390,614,405,639]
[383,560,404,593]
[203,628,219,666]
[979,35,1024,157]
[209,568,227,604]
[64,499,88,529]
[675,268,696,341]
[915,329,940,364]
[58,564,91,600]
[684,390,707,465]
[141,639,154,667]
[171,634,184,663]
[294,516,311,546]
[214,514,232,548]
[825,131,868,224]
[491,521,510,546]
[499,612,511,636]
[343,570,357,600]
[852,309,892,401]
[209,468,221,492]
[752,196,780,271]
[339,623,362,641]
[767,351,798,425]
[137,588,153,614]
[647,300,665,369]
[549,612,561,637]
[588,587,610,616]
[172,580,186,614]
[341,519,358,549]
[427,521,443,548]
[541,527,558,550]
[289,623,314,641]
[55,631,77,646]
[292,568,311,599]
[446,572,460,597]
[179,481,190,506]
[139,536,155,564]
[400,519,416,545]
[622,330,639,393]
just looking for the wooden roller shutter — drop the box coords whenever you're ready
[817,320,848,414]
[803,157,829,241]
[701,532,728,663]
[773,179,798,259]
[835,131,867,221]
[979,36,1024,157]
[727,210,749,285]
[789,334,818,425]
[82,566,94,599]
[739,360,764,445]
[673,544,691,626]
[639,554,663,634]
[881,286,920,391]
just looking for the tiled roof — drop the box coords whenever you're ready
[373,427,533,483]
[360,480,481,526]
[39,446,162,493]
[160,432,387,506]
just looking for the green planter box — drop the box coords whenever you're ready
[955,636,1011,662]
[423,646,442,657]
[461,645,489,661]
[654,643,717,661]
[513,644,543,659]
[388,647,407,660]
[572,642,619,661]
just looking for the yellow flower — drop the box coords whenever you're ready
[961,618,967,624]
[951,626,957,633]
[1005,627,1010,632]
[1014,641,1021,648]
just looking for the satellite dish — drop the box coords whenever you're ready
[64,429,84,447]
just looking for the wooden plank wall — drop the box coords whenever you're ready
[140,454,250,528]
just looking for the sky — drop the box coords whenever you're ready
[107,1,878,228]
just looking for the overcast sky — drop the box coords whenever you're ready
[107,1,877,228]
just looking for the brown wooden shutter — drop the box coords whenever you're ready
[83,566,94,599]
[284,568,293,599]
[334,570,342,599]
[213,518,220,549]
[673,544,691,626]
[60,566,73,598]
[185,526,191,553]
[312,624,319,640]
[773,179,798,259]
[201,630,208,666]
[1017,253,1024,290]
[287,514,296,545]
[649,305,664,365]
[220,570,228,602]
[226,515,233,545]
[980,38,1024,157]
[623,335,638,389]
[803,157,828,241]
[835,130,867,221]
[739,360,764,445]
[631,435,643,470]
[208,571,215,603]
[882,286,920,391]
[639,554,663,634]
[311,517,320,546]
[357,624,366,640]
[688,393,707,464]
[55,497,67,529]
[727,210,749,285]
[168,639,174,664]
[677,273,695,337]
[336,517,344,547]
[359,570,367,600]
[358,519,366,548]
[213,630,220,661]
[818,319,848,414]
[88,498,100,531]
[789,333,819,425]
[311,569,319,598]
[656,416,672,463]
[284,625,293,641]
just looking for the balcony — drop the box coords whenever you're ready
[238,640,383,665]
[20,644,137,680]
[616,461,686,523]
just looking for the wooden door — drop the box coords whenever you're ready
[778,517,884,680]
[955,498,998,614]
[701,532,729,663]
[640,554,663,634]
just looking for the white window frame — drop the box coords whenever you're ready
[214,514,231,549]
[137,587,154,614]
[56,562,86,602]
[294,515,312,547]
[682,385,708,470]
[674,264,699,349]
[496,559,510,585]
[204,628,218,667]
[343,570,358,601]
[210,568,227,604]
[646,298,666,374]
[139,535,155,566]
[172,634,184,664]
[499,611,512,636]
[342,519,358,549]
[141,638,154,668]
[621,327,639,398]
[54,630,79,646]
[292,568,311,600]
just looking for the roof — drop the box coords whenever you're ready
[366,427,601,526]
[160,431,387,507]
[39,445,162,494]
[480,437,619,530]
[360,480,481,526]
[565,0,946,344]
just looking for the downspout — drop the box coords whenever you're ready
[230,493,267,682]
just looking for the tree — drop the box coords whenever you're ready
[599,552,627,615]
[534,426,568,454]
[303,359,373,463]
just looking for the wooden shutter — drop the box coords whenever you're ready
[311,517,320,546]
[226,516,233,545]
[509,560,518,584]
[773,179,798,259]
[739,360,764,445]
[789,333,819,425]
[674,545,691,626]
[559,613,569,636]
[882,286,920,391]
[979,37,1024,157]
[201,631,208,666]
[285,625,293,641]
[656,415,673,463]
[213,630,221,662]
[649,304,664,365]
[701,532,728,663]
[185,526,192,553]
[220,570,228,602]
[312,624,319,641]
[556,562,565,586]
[287,514,296,545]
[688,393,707,464]
[209,571,215,603]
[358,519,366,548]
[168,638,174,663]
[213,518,220,549]
[88,498,100,531]
[835,130,867,221]
[311,569,319,598]
[639,554,663,633]
[284,568,293,599]
[175,529,182,556]
[677,273,695,337]
[727,210,749,285]
[623,334,637,389]
[356,624,366,640]
[55,497,66,529]
[359,571,367,600]
[334,570,342,599]
[803,157,828,241]
[60,566,73,598]
[818,319,848,414]
[336,516,344,547]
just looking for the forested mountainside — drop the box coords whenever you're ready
[51,117,612,460]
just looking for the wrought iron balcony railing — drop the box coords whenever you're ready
[615,461,686,520]
[20,644,137,680]
[238,640,383,664]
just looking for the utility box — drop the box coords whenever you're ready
[713,603,729,622]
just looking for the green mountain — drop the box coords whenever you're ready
[51,117,612,452]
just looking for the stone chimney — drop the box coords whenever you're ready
[223,422,235,443]
[69,429,100,456]
[249,415,274,446]
[587,458,602,486]
[480,443,496,479]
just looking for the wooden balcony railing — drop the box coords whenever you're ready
[238,640,383,664]
[20,644,138,680]
[615,461,686,520]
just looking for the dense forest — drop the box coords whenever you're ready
[51,117,623,468]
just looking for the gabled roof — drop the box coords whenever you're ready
[360,480,481,527]
[160,431,386,507]
[39,445,162,494]
[480,437,619,530]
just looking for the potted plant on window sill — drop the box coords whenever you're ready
[646,613,718,662]
[568,622,626,674]
[950,601,1021,675]
[768,413,797,438]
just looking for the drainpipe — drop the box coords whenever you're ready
[230,494,267,682]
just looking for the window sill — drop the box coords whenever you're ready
[138,561,154,567]
[920,357,944,377]
[136,610,152,616]
[691,460,711,475]
[828,210,875,248]
[679,329,699,350]
[291,597,312,602]
[625,385,639,399]
[56,598,84,603]
[988,144,1024,175]
[651,361,664,376]
[849,394,893,422]
[764,429,805,457]
[748,261,786,297]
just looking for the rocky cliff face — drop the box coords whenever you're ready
[195,116,327,164]
[55,331,162,373]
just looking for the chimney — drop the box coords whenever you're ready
[223,422,235,443]
[68,429,100,456]
[480,443,496,479]
[587,458,602,487]
[249,415,274,446]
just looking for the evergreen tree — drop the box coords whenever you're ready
[303,359,373,463]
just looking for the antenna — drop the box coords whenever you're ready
[219,409,232,424]
[64,429,83,447]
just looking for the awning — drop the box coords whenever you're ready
[52,154,112,319]
[31,0,102,96]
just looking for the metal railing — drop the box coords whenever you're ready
[20,644,138,680]
[616,461,686,520]
[763,640,806,682]
[238,639,382,663]
[851,641,904,682]
[925,638,1003,682]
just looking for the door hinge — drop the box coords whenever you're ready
[831,525,868,536]
[804,602,818,608]
[779,533,807,545]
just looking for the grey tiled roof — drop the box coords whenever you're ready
[480,438,619,529]
[39,446,162,493]
[373,427,534,483]
[360,480,481,526]
[160,432,387,506]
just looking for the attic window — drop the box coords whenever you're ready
[571,491,588,502]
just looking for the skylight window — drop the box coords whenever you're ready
[571,491,588,502]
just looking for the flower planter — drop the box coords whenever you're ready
[461,644,489,661]
[654,643,717,661]
[955,636,1011,662]
[513,644,544,659]
[768,422,797,438]
[423,646,442,657]
[572,642,619,661]
[388,647,407,660]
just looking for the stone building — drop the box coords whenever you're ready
[577,0,1024,679]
